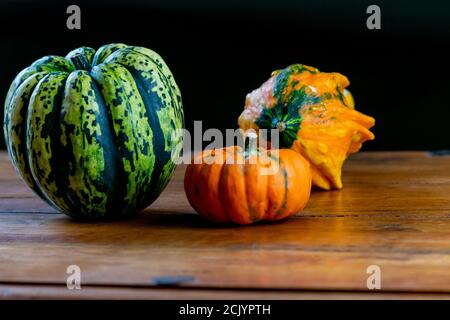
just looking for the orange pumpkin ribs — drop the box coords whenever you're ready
[184,134,312,225]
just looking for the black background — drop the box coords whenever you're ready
[1,0,449,151]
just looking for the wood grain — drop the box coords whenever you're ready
[0,151,449,299]
[1,284,450,300]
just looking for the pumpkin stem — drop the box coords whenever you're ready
[70,54,92,72]
[244,132,258,156]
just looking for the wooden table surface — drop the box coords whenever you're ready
[0,150,450,300]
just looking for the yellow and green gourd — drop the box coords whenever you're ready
[3,44,184,218]
[238,64,375,190]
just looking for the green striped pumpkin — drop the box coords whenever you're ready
[3,44,184,218]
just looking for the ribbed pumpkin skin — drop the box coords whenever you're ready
[3,44,184,218]
[184,147,312,225]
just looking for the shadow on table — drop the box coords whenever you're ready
[64,209,293,229]
[54,209,305,247]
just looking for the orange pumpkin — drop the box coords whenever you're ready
[184,134,312,225]
[238,64,375,190]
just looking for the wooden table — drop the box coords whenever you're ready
[0,151,449,300]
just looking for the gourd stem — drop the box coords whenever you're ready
[244,132,258,156]
[70,54,92,72]
[276,121,286,132]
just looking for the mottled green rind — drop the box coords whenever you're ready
[3,44,184,218]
